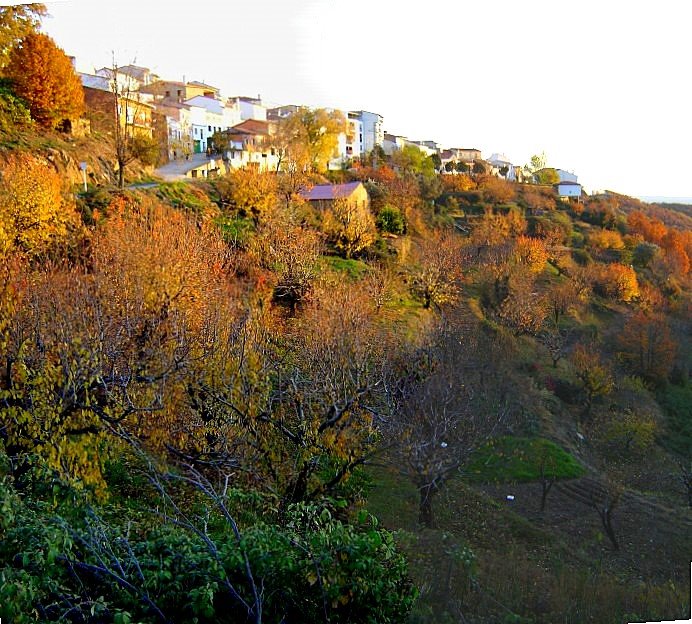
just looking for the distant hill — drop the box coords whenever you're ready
[639,196,692,206]
[604,191,692,230]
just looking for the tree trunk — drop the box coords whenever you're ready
[419,483,436,528]
[540,478,553,512]
[598,506,619,551]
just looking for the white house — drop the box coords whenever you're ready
[153,100,194,159]
[184,95,240,153]
[555,168,578,183]
[383,133,407,156]
[349,110,384,156]
[229,96,267,121]
[328,113,363,170]
[555,180,582,199]
[221,119,280,172]
[488,153,521,181]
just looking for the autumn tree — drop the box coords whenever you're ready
[0,153,80,257]
[217,167,278,225]
[392,321,511,527]
[440,173,475,193]
[1,196,235,488]
[322,198,377,259]
[513,236,548,273]
[5,32,83,129]
[616,312,676,385]
[478,175,516,204]
[570,343,614,417]
[251,210,322,311]
[499,273,548,336]
[590,262,639,302]
[545,280,580,326]
[276,107,347,173]
[0,3,46,69]
[521,184,556,213]
[411,232,464,309]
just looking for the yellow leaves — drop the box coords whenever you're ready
[218,167,278,224]
[513,236,548,273]
[0,153,80,258]
[589,263,639,302]
[322,199,377,259]
[588,228,625,250]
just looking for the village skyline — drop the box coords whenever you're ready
[35,0,692,200]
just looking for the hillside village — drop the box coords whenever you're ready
[75,60,584,197]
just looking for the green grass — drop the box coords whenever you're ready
[657,382,692,456]
[216,215,255,245]
[465,436,585,484]
[154,181,213,215]
[320,255,370,280]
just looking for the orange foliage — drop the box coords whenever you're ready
[92,195,231,326]
[590,263,639,302]
[440,174,475,193]
[627,211,690,277]
[513,236,548,273]
[521,185,556,212]
[627,211,667,245]
[661,230,690,276]
[352,164,396,185]
[5,32,84,128]
[617,312,676,383]
[478,175,516,204]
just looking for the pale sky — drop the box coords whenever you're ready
[13,0,692,198]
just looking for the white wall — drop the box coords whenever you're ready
[557,183,582,197]
[239,101,267,121]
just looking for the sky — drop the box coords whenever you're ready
[10,0,692,198]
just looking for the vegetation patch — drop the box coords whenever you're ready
[465,436,585,484]
[320,255,370,280]
[154,181,215,216]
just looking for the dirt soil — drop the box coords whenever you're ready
[480,477,692,582]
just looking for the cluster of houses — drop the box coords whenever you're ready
[73,61,582,198]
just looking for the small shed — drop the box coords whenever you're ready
[555,180,582,200]
[299,181,369,210]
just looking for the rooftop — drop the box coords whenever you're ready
[299,182,364,202]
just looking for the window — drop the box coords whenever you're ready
[165,90,170,97]
[208,125,211,131]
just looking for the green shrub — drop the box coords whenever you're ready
[0,80,32,134]
[376,204,406,234]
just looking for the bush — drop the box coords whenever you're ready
[0,80,32,134]
[376,204,406,234]
[572,248,592,266]
[0,477,416,624]
[129,134,161,167]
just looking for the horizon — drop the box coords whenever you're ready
[12,0,690,199]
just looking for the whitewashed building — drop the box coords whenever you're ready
[184,96,241,153]
[229,96,267,121]
[349,110,384,156]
